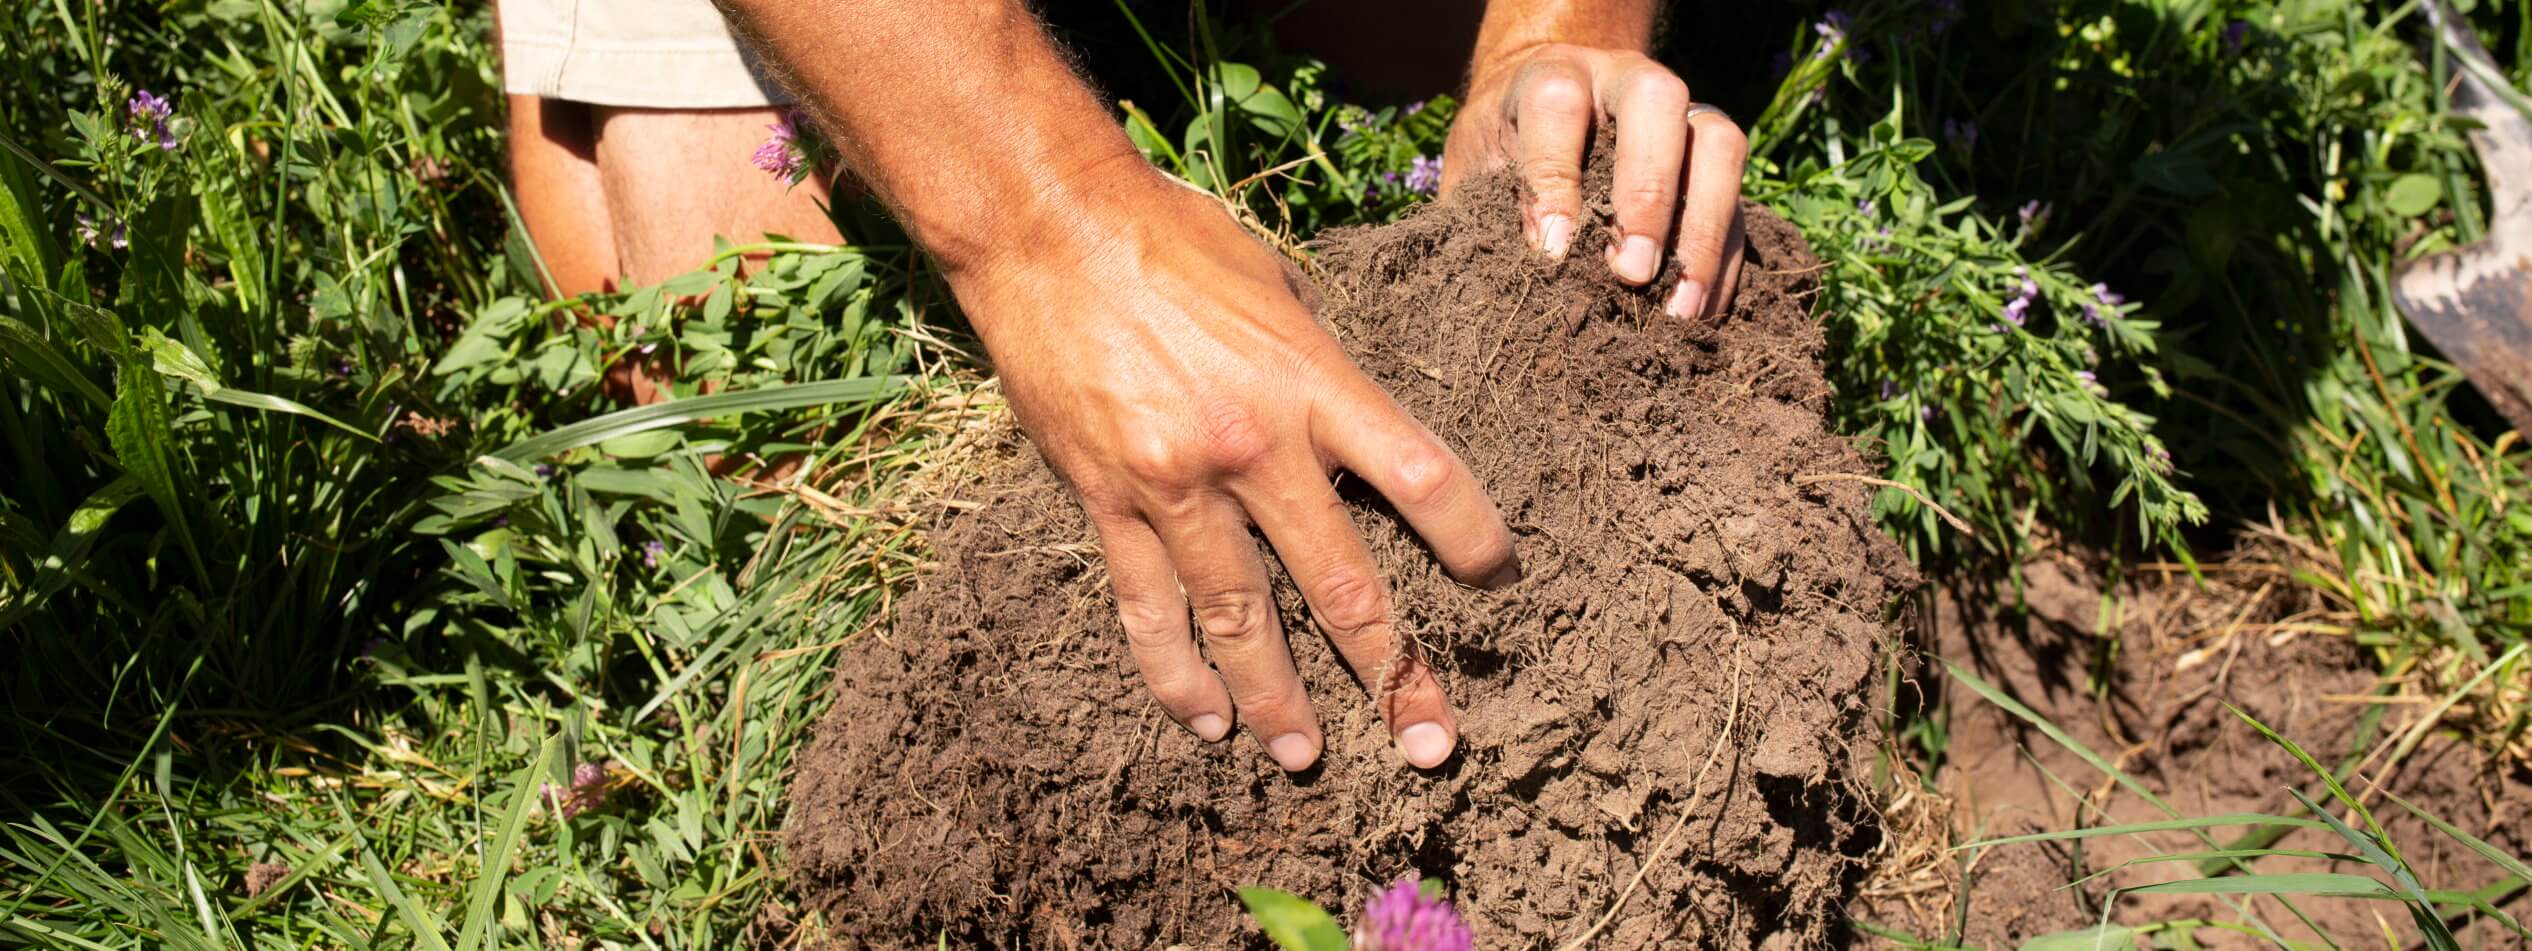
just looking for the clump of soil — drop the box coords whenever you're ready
[785,152,1917,947]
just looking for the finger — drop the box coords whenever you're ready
[1313,385,1519,589]
[1706,208,1748,321]
[1665,110,1751,321]
[1596,61,1692,286]
[1091,509,1233,742]
[1508,59,1595,260]
[1233,462,1458,768]
[1151,497,1321,772]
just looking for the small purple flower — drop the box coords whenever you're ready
[1814,9,1853,60]
[2000,265,2040,326]
[2081,282,2123,326]
[1404,155,1442,196]
[74,213,128,250]
[642,539,667,567]
[2150,444,2174,473]
[2221,20,2250,54]
[534,463,555,478]
[2018,200,2051,237]
[333,356,355,377]
[1943,118,1978,155]
[751,113,807,181]
[1357,877,1473,951]
[543,761,612,819]
[1857,198,1877,216]
[127,90,176,150]
[1403,100,1426,117]
[2002,297,2030,324]
[1879,379,1900,400]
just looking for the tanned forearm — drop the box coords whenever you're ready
[1468,0,1657,83]
[711,0,1152,281]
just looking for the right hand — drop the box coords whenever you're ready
[948,172,1521,773]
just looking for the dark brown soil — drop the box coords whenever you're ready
[1860,552,2532,948]
[784,155,1917,947]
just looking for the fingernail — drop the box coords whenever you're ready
[1613,234,1661,284]
[1667,279,1707,320]
[1267,733,1319,772]
[1398,722,1455,768]
[1540,214,1574,260]
[1189,714,1229,742]
[1483,558,1523,589]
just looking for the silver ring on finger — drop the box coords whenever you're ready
[1684,102,1731,124]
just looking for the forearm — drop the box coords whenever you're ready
[1469,0,1656,81]
[712,0,1153,277]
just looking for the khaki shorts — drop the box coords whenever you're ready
[498,0,790,108]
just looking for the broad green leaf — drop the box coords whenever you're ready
[0,315,111,410]
[434,297,536,375]
[0,131,63,292]
[1236,887,1348,951]
[2383,174,2442,217]
[106,358,208,587]
[2019,924,2137,950]
[0,476,142,629]
[200,180,265,312]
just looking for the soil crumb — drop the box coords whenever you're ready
[785,152,1917,947]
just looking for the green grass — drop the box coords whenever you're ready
[2,0,2527,945]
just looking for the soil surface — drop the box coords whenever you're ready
[784,154,1917,948]
[1859,551,2532,948]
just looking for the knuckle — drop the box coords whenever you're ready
[1116,432,1187,486]
[1521,72,1593,119]
[1116,597,1184,650]
[1627,68,1690,115]
[1615,176,1675,213]
[1312,567,1390,638]
[1678,219,1732,260]
[1143,675,1214,715]
[1195,399,1273,471]
[1387,440,1458,509]
[1190,588,1274,646]
[1699,118,1750,155]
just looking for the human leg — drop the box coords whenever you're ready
[591,106,843,286]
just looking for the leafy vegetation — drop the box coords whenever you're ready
[1,0,2524,945]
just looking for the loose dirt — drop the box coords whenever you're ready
[784,153,1917,947]
[1859,551,2532,948]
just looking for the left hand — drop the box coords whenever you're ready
[1441,43,1748,321]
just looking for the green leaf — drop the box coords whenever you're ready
[2123,872,2397,899]
[457,739,553,951]
[2383,174,2442,217]
[1957,814,2328,850]
[106,358,208,587]
[0,315,111,410]
[2018,924,2137,950]
[434,297,536,376]
[1236,887,1349,951]
[0,476,142,629]
[491,376,906,463]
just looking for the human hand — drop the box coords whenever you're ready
[951,173,1520,773]
[1441,43,1748,320]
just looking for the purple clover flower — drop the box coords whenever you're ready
[1404,155,1442,197]
[541,761,612,819]
[750,112,807,181]
[1357,877,1473,951]
[642,539,667,567]
[127,90,176,151]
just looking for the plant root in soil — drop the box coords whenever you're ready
[783,150,1919,947]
